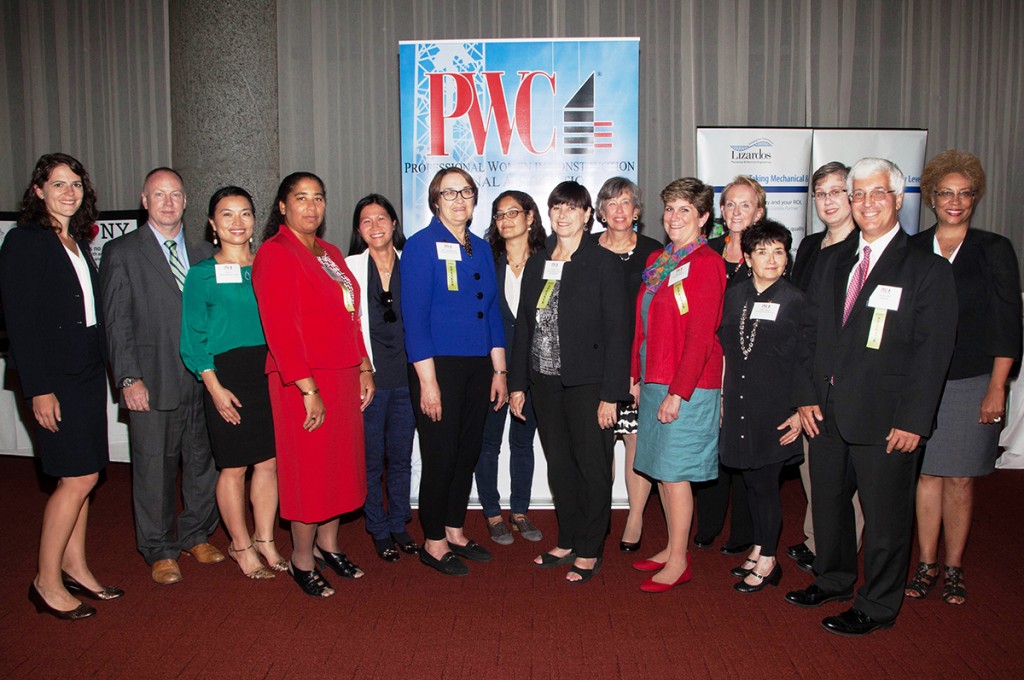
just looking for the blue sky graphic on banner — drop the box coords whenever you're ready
[399,38,640,237]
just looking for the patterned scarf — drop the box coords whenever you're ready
[641,237,708,293]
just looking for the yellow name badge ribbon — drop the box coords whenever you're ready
[446,260,458,291]
[537,279,557,308]
[866,308,886,349]
[673,280,689,315]
[342,281,355,312]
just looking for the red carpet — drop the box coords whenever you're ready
[1,455,1022,679]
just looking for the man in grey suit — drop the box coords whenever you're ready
[101,167,223,584]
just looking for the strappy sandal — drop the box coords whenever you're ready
[252,536,288,572]
[289,561,334,598]
[904,561,939,599]
[314,545,364,579]
[942,566,967,605]
[227,543,276,580]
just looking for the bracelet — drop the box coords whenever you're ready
[300,388,319,396]
[493,369,508,375]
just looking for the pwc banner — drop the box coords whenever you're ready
[399,38,640,237]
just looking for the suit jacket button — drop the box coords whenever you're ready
[477,311,484,319]
[474,273,481,280]
[476,292,483,299]
[593,344,598,349]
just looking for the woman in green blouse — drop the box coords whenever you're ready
[180,186,285,580]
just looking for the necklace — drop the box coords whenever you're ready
[460,231,473,257]
[738,301,760,360]
[509,258,526,270]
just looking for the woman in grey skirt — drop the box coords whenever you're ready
[905,149,1022,605]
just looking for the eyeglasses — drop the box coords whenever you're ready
[493,208,523,221]
[813,189,848,201]
[850,188,896,203]
[380,290,396,323]
[439,188,476,201]
[933,189,976,202]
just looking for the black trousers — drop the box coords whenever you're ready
[530,374,613,559]
[410,356,492,541]
[810,399,919,622]
[693,463,753,547]
[741,461,785,557]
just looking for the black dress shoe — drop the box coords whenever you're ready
[419,549,469,576]
[821,608,895,637]
[619,539,642,553]
[787,542,814,560]
[795,553,815,574]
[392,532,421,555]
[735,563,782,593]
[28,583,96,620]
[730,557,757,578]
[720,542,753,556]
[374,539,400,563]
[785,584,854,608]
[61,571,125,600]
[448,539,492,562]
[693,536,715,549]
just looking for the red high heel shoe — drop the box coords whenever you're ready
[640,563,693,593]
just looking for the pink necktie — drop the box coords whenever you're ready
[842,245,871,326]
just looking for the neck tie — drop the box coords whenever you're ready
[165,240,186,291]
[842,245,871,326]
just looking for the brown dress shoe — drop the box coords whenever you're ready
[183,542,225,564]
[151,559,182,585]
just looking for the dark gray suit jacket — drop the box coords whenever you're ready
[99,224,214,410]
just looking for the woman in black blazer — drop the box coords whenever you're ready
[0,153,122,620]
[906,149,1022,606]
[509,181,631,583]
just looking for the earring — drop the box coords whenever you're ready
[213,235,219,245]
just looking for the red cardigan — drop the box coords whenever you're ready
[631,244,725,399]
[252,225,367,384]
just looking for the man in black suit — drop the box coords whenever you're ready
[787,158,957,636]
[100,168,222,584]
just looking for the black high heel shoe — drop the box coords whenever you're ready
[734,563,782,593]
[28,582,96,620]
[619,538,642,553]
[289,561,334,598]
[730,557,758,578]
[61,571,125,600]
[314,545,364,579]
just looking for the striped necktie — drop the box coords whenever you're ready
[165,240,186,291]
[842,245,871,326]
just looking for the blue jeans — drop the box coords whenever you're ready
[474,390,538,517]
[362,386,416,540]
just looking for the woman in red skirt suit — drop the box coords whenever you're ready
[253,172,375,598]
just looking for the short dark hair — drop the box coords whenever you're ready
[812,161,850,191]
[547,181,594,232]
[740,218,793,256]
[483,190,546,263]
[19,153,99,240]
[263,172,326,242]
[660,178,714,218]
[348,193,405,255]
[427,167,478,217]
[206,186,255,244]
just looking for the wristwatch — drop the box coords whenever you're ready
[119,377,140,389]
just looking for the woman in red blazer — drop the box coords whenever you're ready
[252,172,375,598]
[629,178,726,592]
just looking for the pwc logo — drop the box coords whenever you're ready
[427,71,612,157]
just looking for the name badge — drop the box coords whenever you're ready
[867,285,902,311]
[668,263,690,286]
[673,280,689,315]
[436,242,462,261]
[215,263,242,284]
[750,302,780,321]
[866,308,887,350]
[543,260,565,280]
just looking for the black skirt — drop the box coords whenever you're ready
[35,326,109,478]
[203,345,275,468]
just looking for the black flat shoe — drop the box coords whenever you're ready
[619,538,642,553]
[785,584,854,608]
[535,550,576,569]
[419,549,469,576]
[28,582,96,620]
[735,563,782,593]
[821,608,894,637]
[392,532,421,555]
[313,545,364,579]
[720,542,753,556]
[289,561,334,598]
[566,557,603,584]
[787,542,814,560]
[447,539,492,562]
[374,539,400,563]
[61,571,125,601]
